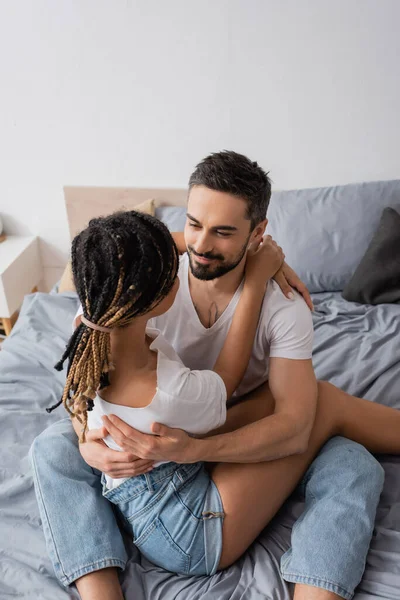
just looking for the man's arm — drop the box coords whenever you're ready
[101,358,318,464]
[189,358,317,462]
[171,232,186,254]
[58,260,75,293]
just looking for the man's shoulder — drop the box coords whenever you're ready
[262,280,309,318]
[259,280,313,341]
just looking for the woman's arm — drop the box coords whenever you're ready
[213,237,284,398]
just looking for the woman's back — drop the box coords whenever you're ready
[88,326,227,488]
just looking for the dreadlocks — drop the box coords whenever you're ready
[47,210,179,442]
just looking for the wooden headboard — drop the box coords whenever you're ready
[64,186,187,240]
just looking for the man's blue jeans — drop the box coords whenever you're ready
[29,418,384,599]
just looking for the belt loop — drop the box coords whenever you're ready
[144,472,154,492]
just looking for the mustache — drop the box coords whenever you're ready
[188,247,224,261]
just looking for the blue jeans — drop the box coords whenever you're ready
[29,418,384,598]
[101,461,224,576]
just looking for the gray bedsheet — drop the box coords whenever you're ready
[1,290,400,600]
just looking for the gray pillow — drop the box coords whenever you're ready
[155,206,187,231]
[266,180,400,293]
[342,207,400,305]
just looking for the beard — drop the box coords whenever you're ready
[187,237,250,281]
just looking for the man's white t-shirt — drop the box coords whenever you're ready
[149,253,314,397]
[74,253,314,398]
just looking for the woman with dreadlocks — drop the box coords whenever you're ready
[43,210,284,588]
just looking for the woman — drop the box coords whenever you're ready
[42,209,284,589]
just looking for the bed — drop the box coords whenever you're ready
[1,181,400,600]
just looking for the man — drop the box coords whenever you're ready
[31,151,389,600]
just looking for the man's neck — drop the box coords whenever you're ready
[187,260,245,328]
[188,262,245,300]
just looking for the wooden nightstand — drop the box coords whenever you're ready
[0,236,42,336]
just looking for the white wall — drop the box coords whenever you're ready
[1,0,399,290]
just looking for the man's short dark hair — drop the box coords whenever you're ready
[188,150,271,229]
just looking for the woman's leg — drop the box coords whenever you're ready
[211,388,337,569]
[75,568,124,600]
[218,379,400,455]
[319,380,400,454]
[211,381,386,600]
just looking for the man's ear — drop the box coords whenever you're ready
[250,219,268,245]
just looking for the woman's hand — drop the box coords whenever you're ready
[78,427,155,478]
[245,235,285,287]
[245,234,313,311]
[273,262,314,311]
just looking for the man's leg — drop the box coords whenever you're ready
[29,418,128,591]
[280,435,384,600]
[218,382,385,600]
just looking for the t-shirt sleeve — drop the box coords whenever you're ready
[266,291,314,360]
[164,364,227,431]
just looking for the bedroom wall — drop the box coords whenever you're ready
[1,0,399,291]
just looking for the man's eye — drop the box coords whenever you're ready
[189,223,201,229]
[216,232,232,237]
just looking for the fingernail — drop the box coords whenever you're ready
[288,292,294,300]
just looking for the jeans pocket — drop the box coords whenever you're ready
[134,517,191,575]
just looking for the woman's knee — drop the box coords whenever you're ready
[308,436,385,501]
[314,380,343,436]
[29,418,77,468]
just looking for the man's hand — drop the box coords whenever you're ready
[101,415,197,464]
[273,262,314,311]
[79,426,155,478]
